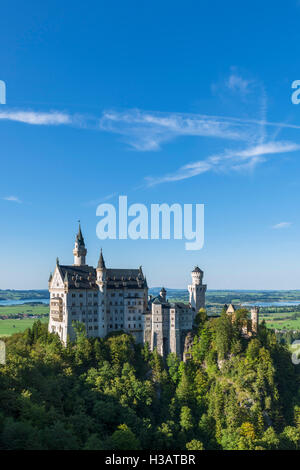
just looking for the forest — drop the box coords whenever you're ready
[0,309,300,450]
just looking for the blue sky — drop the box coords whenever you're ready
[1,0,300,289]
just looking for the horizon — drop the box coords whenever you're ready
[3,287,300,293]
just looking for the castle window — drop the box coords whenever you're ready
[79,294,83,298]
[128,324,131,328]
[94,293,98,297]
[72,294,76,298]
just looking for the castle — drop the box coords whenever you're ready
[48,224,206,357]
[225,303,259,336]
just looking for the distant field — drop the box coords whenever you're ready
[0,317,49,337]
[0,303,49,336]
[0,303,49,317]
[264,317,300,330]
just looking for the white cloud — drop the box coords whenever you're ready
[82,192,118,206]
[99,109,300,152]
[2,196,22,203]
[99,109,257,151]
[146,141,300,186]
[226,74,252,95]
[272,222,292,229]
[0,110,72,125]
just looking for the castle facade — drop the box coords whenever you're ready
[48,225,206,357]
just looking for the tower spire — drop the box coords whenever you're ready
[73,222,87,266]
[97,248,106,269]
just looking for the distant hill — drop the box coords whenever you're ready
[0,290,49,301]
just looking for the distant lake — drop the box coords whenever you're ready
[0,298,49,306]
[243,301,300,307]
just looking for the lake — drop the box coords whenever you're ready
[242,301,300,307]
[0,298,50,306]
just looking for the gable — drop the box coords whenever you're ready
[50,266,64,289]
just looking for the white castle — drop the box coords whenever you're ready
[48,224,206,357]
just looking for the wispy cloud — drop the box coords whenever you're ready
[99,109,255,151]
[272,222,292,229]
[82,192,118,206]
[2,195,22,203]
[99,109,300,152]
[226,73,252,96]
[0,110,72,126]
[145,141,300,186]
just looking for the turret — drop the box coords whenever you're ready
[191,266,203,285]
[96,248,106,284]
[73,223,87,266]
[160,287,167,302]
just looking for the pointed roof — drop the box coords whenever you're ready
[192,266,203,273]
[226,303,236,314]
[160,287,166,293]
[48,272,53,282]
[76,222,85,245]
[97,248,106,269]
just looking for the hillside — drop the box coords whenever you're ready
[0,310,300,450]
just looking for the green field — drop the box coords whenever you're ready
[0,303,49,317]
[0,303,49,336]
[0,317,49,337]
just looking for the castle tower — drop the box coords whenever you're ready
[73,223,87,266]
[96,249,107,337]
[251,307,259,334]
[188,266,206,313]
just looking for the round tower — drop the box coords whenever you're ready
[251,307,259,334]
[188,266,206,313]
